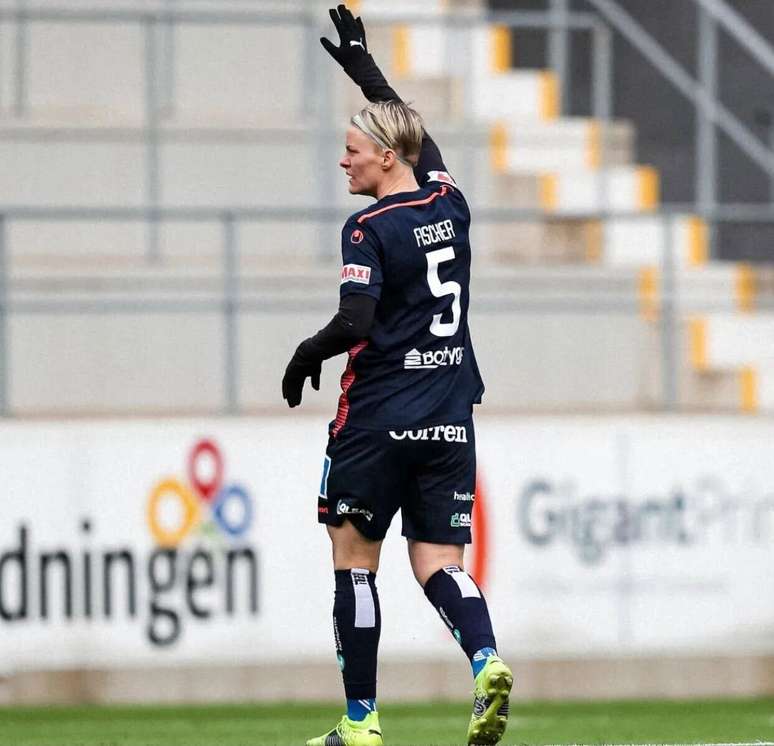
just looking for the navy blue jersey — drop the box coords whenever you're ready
[332,173,484,434]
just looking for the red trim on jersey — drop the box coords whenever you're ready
[331,339,369,438]
[357,186,448,224]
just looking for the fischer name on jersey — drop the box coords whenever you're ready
[332,171,485,435]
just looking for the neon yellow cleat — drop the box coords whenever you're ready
[466,655,513,745]
[306,711,383,746]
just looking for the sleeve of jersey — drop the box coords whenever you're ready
[415,134,462,194]
[339,221,383,302]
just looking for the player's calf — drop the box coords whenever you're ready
[422,565,513,744]
[423,565,496,666]
[308,567,383,746]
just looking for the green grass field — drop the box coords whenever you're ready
[2,699,774,746]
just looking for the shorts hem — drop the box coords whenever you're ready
[401,529,471,546]
[318,511,388,542]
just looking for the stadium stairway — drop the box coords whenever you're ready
[1,0,774,414]
[347,1,774,415]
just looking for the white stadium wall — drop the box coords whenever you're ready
[6,308,647,415]
[1,415,774,703]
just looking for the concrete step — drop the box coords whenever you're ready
[473,214,709,268]
[0,16,552,127]
[0,119,639,271]
[0,139,317,206]
[490,119,634,173]
[602,215,706,268]
[2,14,306,123]
[471,70,560,122]
[474,219,598,264]
[644,318,774,414]
[675,264,774,313]
[338,74,466,123]
[688,313,774,371]
[356,6,499,81]
[18,262,771,316]
[538,166,660,214]
[11,258,774,415]
[4,211,742,282]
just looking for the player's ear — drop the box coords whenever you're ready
[381,149,395,170]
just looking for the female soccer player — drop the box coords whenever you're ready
[282,6,513,745]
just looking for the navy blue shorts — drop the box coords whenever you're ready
[317,418,476,544]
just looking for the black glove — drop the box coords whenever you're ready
[320,4,369,70]
[282,344,322,408]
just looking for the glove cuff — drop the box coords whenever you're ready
[343,53,379,85]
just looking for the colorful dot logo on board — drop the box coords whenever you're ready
[147,439,253,547]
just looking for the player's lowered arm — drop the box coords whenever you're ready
[290,292,377,368]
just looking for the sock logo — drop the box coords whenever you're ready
[350,568,376,629]
[442,565,481,599]
[438,605,454,631]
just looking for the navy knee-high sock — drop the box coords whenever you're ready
[333,568,381,711]
[424,565,496,667]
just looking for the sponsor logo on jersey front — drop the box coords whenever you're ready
[450,512,472,528]
[454,491,475,501]
[404,346,464,370]
[389,425,468,443]
[341,263,371,284]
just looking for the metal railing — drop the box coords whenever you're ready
[588,0,774,257]
[1,2,772,257]
[2,202,774,416]
[0,2,773,417]
[0,2,615,262]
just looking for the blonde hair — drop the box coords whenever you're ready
[355,100,423,167]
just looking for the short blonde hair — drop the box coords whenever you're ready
[356,100,423,167]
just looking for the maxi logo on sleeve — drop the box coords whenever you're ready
[340,264,371,284]
[0,438,260,650]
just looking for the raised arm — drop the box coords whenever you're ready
[320,4,449,181]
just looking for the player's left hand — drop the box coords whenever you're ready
[320,4,369,69]
[282,352,322,408]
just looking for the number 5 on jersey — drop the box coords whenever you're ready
[426,247,461,337]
